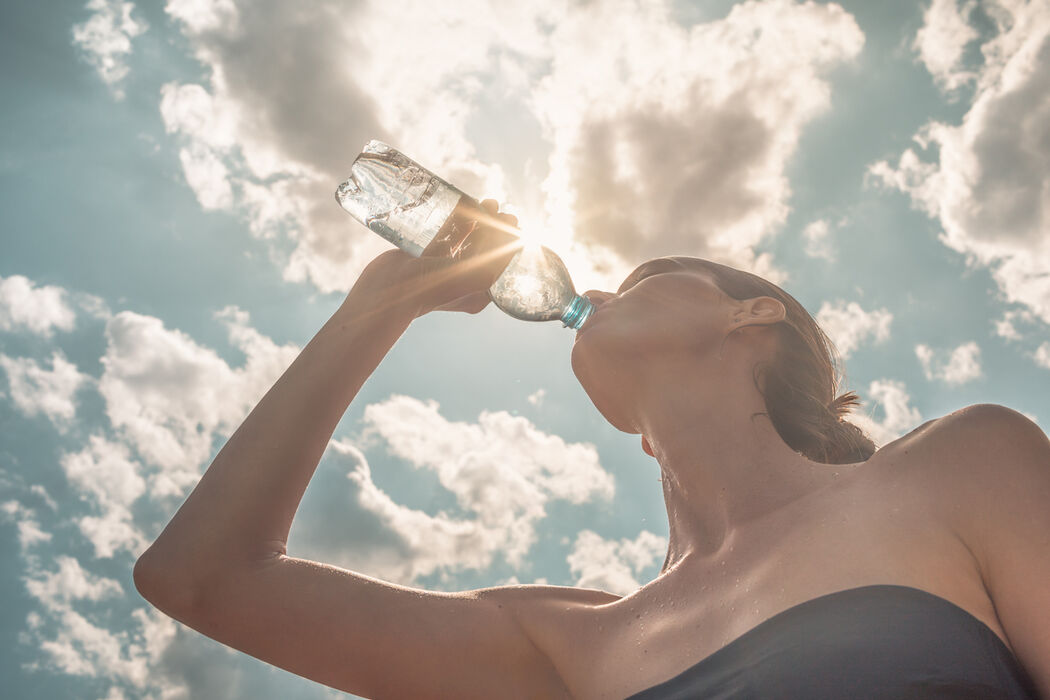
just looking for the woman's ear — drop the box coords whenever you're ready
[642,436,655,457]
[732,296,786,327]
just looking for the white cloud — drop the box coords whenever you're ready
[60,435,147,558]
[24,555,123,609]
[849,379,923,447]
[2,468,183,698]
[164,0,239,35]
[364,394,614,508]
[1034,342,1050,369]
[30,484,59,511]
[994,308,1035,340]
[98,686,128,700]
[156,0,865,294]
[353,395,615,574]
[71,0,148,99]
[868,1,1050,326]
[912,0,979,93]
[97,308,298,496]
[815,301,893,358]
[567,529,667,596]
[0,274,76,337]
[0,351,90,429]
[177,144,234,210]
[916,341,983,384]
[23,598,163,690]
[531,0,865,286]
[527,388,546,406]
[16,552,178,694]
[0,500,53,549]
[802,218,835,261]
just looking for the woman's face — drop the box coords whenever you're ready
[570,257,739,432]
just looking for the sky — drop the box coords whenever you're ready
[0,0,1048,698]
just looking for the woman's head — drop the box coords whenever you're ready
[572,256,875,465]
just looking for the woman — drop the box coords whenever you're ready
[134,200,1048,699]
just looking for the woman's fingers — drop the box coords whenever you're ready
[399,198,523,317]
[431,289,491,315]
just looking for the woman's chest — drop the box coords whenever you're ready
[556,482,1000,699]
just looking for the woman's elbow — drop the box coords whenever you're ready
[133,547,200,617]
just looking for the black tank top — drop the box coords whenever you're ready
[626,585,1039,699]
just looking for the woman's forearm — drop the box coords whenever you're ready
[136,292,414,584]
[135,203,520,609]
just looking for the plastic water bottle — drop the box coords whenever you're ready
[336,140,595,329]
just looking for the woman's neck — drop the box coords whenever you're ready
[637,359,853,571]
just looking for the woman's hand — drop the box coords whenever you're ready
[347,198,522,320]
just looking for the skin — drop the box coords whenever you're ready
[134,200,1050,699]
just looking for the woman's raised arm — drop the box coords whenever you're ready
[130,203,568,698]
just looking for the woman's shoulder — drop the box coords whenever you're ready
[872,403,1049,527]
[472,583,622,689]
[880,403,1045,461]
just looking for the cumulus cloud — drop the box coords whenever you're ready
[3,476,181,698]
[21,556,176,692]
[0,500,53,549]
[1034,342,1050,369]
[0,274,77,337]
[71,0,148,99]
[815,301,893,358]
[849,379,923,447]
[534,0,864,284]
[868,0,1050,327]
[359,394,613,575]
[994,308,1035,340]
[802,218,835,261]
[912,0,979,94]
[24,555,123,608]
[527,388,546,406]
[60,435,148,558]
[178,143,234,210]
[364,395,614,507]
[916,341,983,384]
[0,351,90,429]
[294,394,613,587]
[97,307,299,496]
[566,529,667,596]
[156,0,864,294]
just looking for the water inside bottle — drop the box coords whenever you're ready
[336,142,464,257]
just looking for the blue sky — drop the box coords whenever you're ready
[1,0,1048,698]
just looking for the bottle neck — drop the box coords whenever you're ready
[560,295,595,330]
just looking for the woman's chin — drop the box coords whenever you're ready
[570,354,635,433]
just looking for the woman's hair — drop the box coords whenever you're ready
[677,257,876,464]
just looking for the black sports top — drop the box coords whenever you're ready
[626,585,1039,699]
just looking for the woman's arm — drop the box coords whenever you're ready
[134,261,415,600]
[965,406,1050,698]
[131,204,568,698]
[920,404,1050,698]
